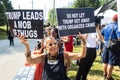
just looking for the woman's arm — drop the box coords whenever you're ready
[61,36,70,43]
[26,53,45,64]
[64,32,86,60]
[18,34,45,64]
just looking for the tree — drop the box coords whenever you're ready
[0,0,13,26]
[46,9,58,26]
[72,0,101,9]
[99,0,117,11]
[0,1,6,25]
[46,5,72,26]
[1,0,13,10]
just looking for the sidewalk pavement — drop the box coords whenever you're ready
[0,38,39,80]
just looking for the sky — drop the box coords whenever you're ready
[10,0,74,19]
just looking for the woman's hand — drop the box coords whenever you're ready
[18,34,29,47]
[18,34,30,54]
[77,32,86,43]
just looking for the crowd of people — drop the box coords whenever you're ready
[17,14,120,80]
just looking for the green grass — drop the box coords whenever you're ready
[67,46,120,80]
[0,25,8,40]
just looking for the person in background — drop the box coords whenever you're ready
[62,36,73,52]
[17,32,86,80]
[33,40,44,80]
[51,28,59,40]
[76,33,96,80]
[51,28,64,52]
[8,29,14,46]
[97,25,105,56]
[44,27,52,38]
[96,14,120,80]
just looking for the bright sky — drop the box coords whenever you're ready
[10,0,74,19]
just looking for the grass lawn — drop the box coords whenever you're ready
[67,46,120,80]
[0,25,8,40]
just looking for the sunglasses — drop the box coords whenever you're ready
[48,42,58,46]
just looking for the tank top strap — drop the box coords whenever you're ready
[58,52,64,62]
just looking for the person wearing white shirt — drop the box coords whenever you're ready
[76,33,96,80]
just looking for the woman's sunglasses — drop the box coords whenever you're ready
[48,42,57,46]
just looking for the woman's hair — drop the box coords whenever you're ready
[52,28,59,39]
[44,36,56,46]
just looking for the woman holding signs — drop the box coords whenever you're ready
[17,32,86,80]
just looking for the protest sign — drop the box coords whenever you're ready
[56,8,95,37]
[117,0,120,31]
[6,10,43,39]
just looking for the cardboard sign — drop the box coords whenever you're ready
[6,10,43,39]
[117,0,120,31]
[56,8,95,37]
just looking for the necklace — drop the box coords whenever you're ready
[47,53,58,64]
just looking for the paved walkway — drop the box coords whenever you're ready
[0,38,39,80]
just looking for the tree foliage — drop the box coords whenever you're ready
[99,0,117,11]
[46,9,58,26]
[0,0,13,26]
[0,1,6,25]
[1,0,13,10]
[72,0,101,9]
[72,0,116,10]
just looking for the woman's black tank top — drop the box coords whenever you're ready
[42,53,69,80]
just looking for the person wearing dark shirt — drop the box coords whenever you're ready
[51,28,63,52]
[8,30,14,46]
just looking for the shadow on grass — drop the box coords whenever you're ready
[94,59,102,64]
[68,60,103,79]
[70,61,79,70]
[67,61,78,80]
[112,74,120,80]
[89,69,120,80]
[89,69,103,77]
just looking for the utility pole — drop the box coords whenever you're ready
[18,5,20,9]
[32,0,33,9]
[53,0,55,25]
